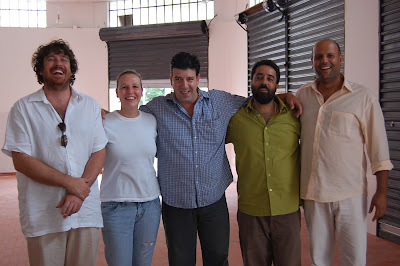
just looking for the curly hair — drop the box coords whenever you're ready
[170,52,200,76]
[31,39,78,85]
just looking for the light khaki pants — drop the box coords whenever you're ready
[304,195,368,266]
[26,227,100,266]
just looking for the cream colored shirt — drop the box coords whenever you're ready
[296,79,393,202]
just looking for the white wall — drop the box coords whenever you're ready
[0,28,108,172]
[0,1,109,172]
[209,0,248,96]
[46,2,107,29]
[0,0,249,174]
[344,0,381,235]
[211,0,249,181]
[0,0,384,236]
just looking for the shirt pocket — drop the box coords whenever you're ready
[198,117,222,145]
[328,111,360,139]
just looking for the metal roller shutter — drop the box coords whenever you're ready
[247,7,286,93]
[242,0,344,94]
[288,0,344,91]
[378,0,400,245]
[99,21,209,82]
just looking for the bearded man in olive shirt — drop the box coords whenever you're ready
[226,59,301,266]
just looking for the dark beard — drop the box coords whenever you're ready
[252,84,275,104]
[42,77,71,91]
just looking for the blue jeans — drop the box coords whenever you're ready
[101,198,161,266]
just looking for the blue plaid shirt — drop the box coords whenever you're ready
[141,89,246,209]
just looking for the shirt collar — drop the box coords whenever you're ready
[342,79,353,92]
[167,88,209,104]
[310,76,353,94]
[28,87,80,104]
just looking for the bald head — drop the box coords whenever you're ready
[311,39,343,83]
[312,40,341,58]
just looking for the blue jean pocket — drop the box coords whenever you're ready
[101,202,121,217]
[151,197,162,211]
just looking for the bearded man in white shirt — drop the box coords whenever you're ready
[296,39,393,266]
[2,39,107,266]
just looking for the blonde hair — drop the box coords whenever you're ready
[116,69,143,89]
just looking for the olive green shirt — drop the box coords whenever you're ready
[226,97,300,216]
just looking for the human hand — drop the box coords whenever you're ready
[65,177,90,201]
[101,108,109,120]
[56,194,83,218]
[369,191,387,222]
[285,93,302,118]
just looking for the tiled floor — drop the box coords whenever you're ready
[1,174,399,265]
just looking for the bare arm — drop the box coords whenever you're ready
[81,148,106,187]
[369,170,389,221]
[56,148,105,218]
[11,151,90,200]
[101,109,109,120]
[276,92,303,118]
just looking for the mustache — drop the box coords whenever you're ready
[257,85,270,91]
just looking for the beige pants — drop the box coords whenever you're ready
[26,227,100,266]
[303,195,368,266]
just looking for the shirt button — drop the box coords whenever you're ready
[195,165,198,168]
[267,158,270,161]
[269,189,273,192]
[266,143,269,146]
[194,136,197,139]
[268,174,271,177]
[195,151,198,154]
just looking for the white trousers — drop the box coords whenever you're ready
[303,195,368,266]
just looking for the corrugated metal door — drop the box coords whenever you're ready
[245,0,344,94]
[99,21,209,82]
[378,0,400,245]
[247,7,286,93]
[288,0,344,91]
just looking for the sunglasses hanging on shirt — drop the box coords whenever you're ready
[58,122,68,147]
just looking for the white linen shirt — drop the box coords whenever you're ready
[2,88,108,237]
[296,79,393,202]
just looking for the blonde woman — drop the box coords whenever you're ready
[100,70,160,266]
